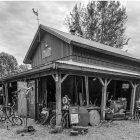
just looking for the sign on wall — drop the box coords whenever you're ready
[42,47,51,58]
[70,114,79,124]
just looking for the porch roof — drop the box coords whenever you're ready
[1,63,54,82]
[55,60,140,79]
[2,59,140,82]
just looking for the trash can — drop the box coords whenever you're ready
[78,106,90,126]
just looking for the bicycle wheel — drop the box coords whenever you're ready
[50,115,56,128]
[61,116,66,128]
[0,110,5,121]
[3,106,14,117]
[12,116,22,125]
[50,115,66,128]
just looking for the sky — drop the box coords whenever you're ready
[0,1,140,65]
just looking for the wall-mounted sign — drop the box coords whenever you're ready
[122,83,129,89]
[70,114,79,124]
[42,47,51,58]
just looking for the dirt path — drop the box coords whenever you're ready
[0,120,140,140]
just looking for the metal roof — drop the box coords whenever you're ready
[2,60,140,82]
[24,24,140,64]
[56,60,140,77]
[1,63,54,82]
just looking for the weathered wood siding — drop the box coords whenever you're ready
[72,46,140,72]
[28,80,35,119]
[17,81,27,117]
[31,33,71,68]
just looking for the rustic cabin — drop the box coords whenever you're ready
[2,24,140,127]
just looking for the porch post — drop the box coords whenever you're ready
[55,72,62,126]
[98,78,111,120]
[2,81,4,105]
[85,76,89,106]
[5,83,8,106]
[130,82,138,118]
[35,79,39,121]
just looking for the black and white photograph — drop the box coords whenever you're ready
[1,0,140,139]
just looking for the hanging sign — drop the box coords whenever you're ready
[122,84,129,89]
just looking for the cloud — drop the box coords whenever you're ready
[124,1,140,57]
[0,1,77,64]
[0,1,140,65]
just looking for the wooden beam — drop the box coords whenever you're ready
[55,72,62,126]
[107,79,111,86]
[5,83,8,106]
[130,81,134,89]
[113,80,116,99]
[52,74,56,81]
[98,77,104,86]
[100,78,108,120]
[130,82,138,117]
[61,74,69,83]
[2,81,5,105]
[85,76,89,106]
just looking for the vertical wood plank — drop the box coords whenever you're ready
[17,81,27,117]
[56,72,62,126]
[85,76,89,106]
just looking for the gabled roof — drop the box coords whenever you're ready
[23,24,140,64]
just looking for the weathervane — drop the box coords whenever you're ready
[32,8,40,42]
[32,8,39,26]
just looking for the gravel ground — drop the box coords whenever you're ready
[0,119,140,140]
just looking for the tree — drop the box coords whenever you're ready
[0,52,32,78]
[18,64,31,72]
[0,52,18,78]
[66,1,129,49]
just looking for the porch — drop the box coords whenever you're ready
[2,60,140,127]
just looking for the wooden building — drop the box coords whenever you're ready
[2,24,140,126]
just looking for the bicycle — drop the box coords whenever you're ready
[50,95,70,128]
[38,102,56,125]
[49,109,69,129]
[39,106,49,125]
[0,97,23,126]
